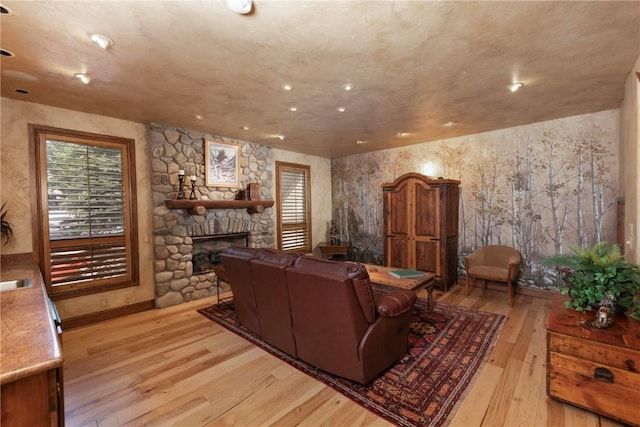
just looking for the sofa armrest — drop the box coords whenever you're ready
[375,289,417,317]
[464,251,481,270]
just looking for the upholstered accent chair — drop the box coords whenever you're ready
[465,245,522,306]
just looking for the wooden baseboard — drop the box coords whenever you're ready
[458,276,554,300]
[62,300,155,331]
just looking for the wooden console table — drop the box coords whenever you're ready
[318,242,348,260]
[546,293,640,425]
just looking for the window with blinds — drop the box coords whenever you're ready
[31,125,139,298]
[276,162,312,252]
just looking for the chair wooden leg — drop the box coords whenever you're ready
[466,274,470,295]
[507,279,513,306]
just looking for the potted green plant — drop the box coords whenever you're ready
[1,202,12,245]
[543,242,640,320]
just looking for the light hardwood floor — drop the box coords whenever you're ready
[62,285,626,426]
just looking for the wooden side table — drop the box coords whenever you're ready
[546,293,640,425]
[212,264,232,304]
[364,264,436,311]
[318,242,348,260]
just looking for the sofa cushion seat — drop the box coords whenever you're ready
[467,265,509,282]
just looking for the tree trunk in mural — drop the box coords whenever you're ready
[584,126,616,244]
[441,144,468,253]
[471,157,506,247]
[575,145,587,247]
[592,163,616,243]
[539,131,570,254]
[508,141,540,261]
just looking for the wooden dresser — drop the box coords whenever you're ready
[547,293,639,425]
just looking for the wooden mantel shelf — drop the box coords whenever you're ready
[165,199,274,215]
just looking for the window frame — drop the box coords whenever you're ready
[29,124,140,300]
[275,161,312,253]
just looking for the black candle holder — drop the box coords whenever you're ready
[189,177,197,200]
[177,171,186,199]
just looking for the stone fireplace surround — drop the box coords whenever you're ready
[149,124,275,308]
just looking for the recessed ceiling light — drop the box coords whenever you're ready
[443,121,456,127]
[74,73,92,85]
[356,140,366,145]
[90,33,113,50]
[281,83,293,91]
[276,135,285,140]
[396,131,409,137]
[342,83,354,91]
[288,106,298,112]
[15,88,29,94]
[0,49,14,57]
[2,70,39,81]
[508,82,524,92]
[241,125,250,131]
[193,114,203,120]
[336,106,346,112]
[226,0,253,14]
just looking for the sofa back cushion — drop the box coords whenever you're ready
[476,245,522,268]
[249,249,301,356]
[219,246,260,334]
[285,256,375,376]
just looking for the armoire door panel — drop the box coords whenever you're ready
[416,240,438,273]
[386,237,409,268]
[386,184,409,235]
[414,182,438,238]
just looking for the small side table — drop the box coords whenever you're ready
[212,264,232,304]
[318,242,348,260]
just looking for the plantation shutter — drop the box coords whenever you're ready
[45,139,129,286]
[277,162,311,252]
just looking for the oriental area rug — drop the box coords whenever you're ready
[198,296,506,427]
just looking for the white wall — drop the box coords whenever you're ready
[619,55,640,263]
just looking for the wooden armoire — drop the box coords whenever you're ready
[382,173,460,291]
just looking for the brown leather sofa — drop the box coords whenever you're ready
[220,247,417,384]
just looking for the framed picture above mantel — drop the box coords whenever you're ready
[205,138,239,187]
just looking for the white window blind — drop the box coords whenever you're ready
[277,163,311,252]
[45,140,128,286]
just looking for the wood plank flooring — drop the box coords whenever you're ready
[62,285,626,426]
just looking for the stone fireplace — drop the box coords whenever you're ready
[148,124,275,308]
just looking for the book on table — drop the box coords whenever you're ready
[388,269,424,279]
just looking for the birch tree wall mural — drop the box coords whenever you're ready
[331,110,619,291]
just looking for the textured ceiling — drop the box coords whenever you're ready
[1,1,639,159]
